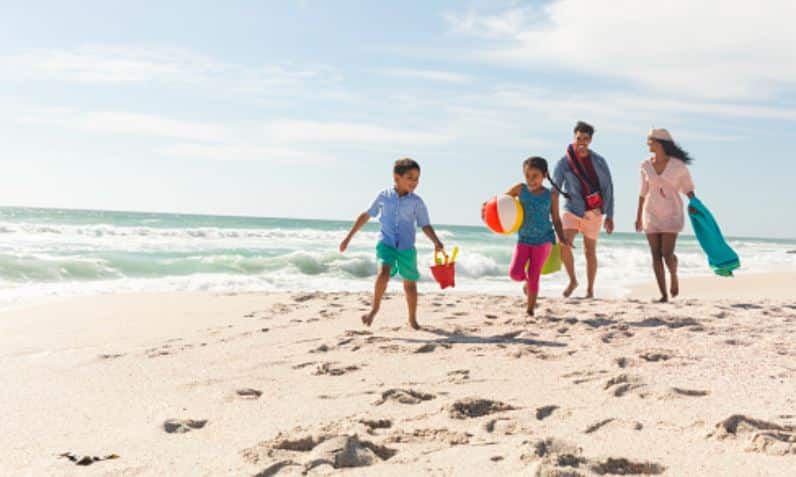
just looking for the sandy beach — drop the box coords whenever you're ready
[2,276,795,476]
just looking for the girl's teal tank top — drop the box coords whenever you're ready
[518,186,555,245]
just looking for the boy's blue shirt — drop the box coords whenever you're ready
[367,187,430,251]
[553,150,615,219]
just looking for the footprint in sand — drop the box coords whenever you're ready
[639,350,673,362]
[313,362,361,376]
[246,433,396,474]
[604,374,647,398]
[482,417,521,435]
[584,418,643,434]
[632,316,699,329]
[562,369,609,385]
[447,369,470,383]
[59,452,120,466]
[448,398,515,419]
[358,418,392,434]
[414,342,452,353]
[668,387,709,398]
[536,405,559,421]
[385,428,471,446]
[373,389,435,406]
[236,388,263,400]
[708,414,796,455]
[524,437,665,475]
[163,419,207,434]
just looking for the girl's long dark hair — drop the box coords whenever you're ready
[523,156,570,199]
[656,139,694,164]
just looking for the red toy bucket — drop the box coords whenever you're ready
[430,251,455,289]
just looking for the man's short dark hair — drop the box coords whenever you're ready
[394,158,420,175]
[573,121,595,137]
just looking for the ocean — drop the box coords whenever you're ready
[1,206,794,310]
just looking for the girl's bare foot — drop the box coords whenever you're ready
[655,296,668,303]
[670,276,679,298]
[361,311,376,327]
[585,289,594,299]
[563,280,578,297]
[526,306,534,316]
[408,319,420,330]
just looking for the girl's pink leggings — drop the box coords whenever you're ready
[508,242,552,294]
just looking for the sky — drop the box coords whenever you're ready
[1,0,794,238]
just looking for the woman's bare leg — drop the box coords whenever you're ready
[661,233,679,298]
[645,233,667,302]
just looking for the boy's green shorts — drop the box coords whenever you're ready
[376,242,420,282]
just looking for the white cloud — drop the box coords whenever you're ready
[447,0,796,100]
[264,119,455,146]
[160,143,334,163]
[17,107,230,141]
[444,5,538,38]
[0,46,219,83]
[0,45,336,93]
[384,68,471,84]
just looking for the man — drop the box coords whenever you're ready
[552,121,614,298]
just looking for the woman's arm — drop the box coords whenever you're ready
[635,196,645,232]
[636,166,649,232]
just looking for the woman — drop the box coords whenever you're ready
[635,128,695,302]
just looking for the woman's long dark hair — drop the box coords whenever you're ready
[656,139,694,164]
[523,156,570,199]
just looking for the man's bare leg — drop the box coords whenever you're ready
[584,236,598,298]
[363,265,391,326]
[560,229,579,297]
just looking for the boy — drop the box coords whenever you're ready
[339,158,444,329]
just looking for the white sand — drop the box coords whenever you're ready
[2,287,795,476]
[630,271,796,301]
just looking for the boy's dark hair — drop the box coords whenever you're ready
[394,158,420,175]
[523,156,570,199]
[573,121,595,137]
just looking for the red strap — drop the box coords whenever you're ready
[566,147,596,194]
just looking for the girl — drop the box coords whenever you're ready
[505,157,570,315]
[635,128,695,303]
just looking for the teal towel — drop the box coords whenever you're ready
[688,196,740,276]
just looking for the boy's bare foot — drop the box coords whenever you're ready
[563,280,578,297]
[408,319,420,330]
[585,289,594,299]
[670,276,679,298]
[655,296,668,303]
[361,311,376,327]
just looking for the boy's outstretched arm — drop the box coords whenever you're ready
[421,226,444,253]
[339,212,370,252]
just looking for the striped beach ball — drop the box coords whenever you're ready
[484,195,523,235]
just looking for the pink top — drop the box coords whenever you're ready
[639,157,695,233]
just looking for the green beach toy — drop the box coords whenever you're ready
[541,242,562,275]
